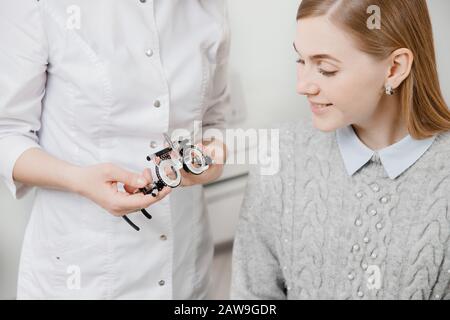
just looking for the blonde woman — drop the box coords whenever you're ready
[231,0,450,300]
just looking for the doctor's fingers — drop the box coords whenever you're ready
[124,168,153,194]
[142,168,152,182]
[109,186,172,216]
[102,163,150,189]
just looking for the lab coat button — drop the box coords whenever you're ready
[159,280,165,286]
[145,48,154,57]
[160,234,167,241]
[154,100,161,108]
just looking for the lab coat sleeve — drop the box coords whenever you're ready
[201,4,231,141]
[201,60,230,140]
[0,0,48,199]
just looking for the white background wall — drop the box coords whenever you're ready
[226,0,303,128]
[1,0,449,299]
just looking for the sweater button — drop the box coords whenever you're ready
[380,196,389,204]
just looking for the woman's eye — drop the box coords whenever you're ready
[296,58,305,65]
[319,69,338,77]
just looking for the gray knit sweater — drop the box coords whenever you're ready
[230,120,450,300]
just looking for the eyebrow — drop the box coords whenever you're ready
[293,42,342,64]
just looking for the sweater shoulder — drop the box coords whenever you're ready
[431,130,450,155]
[417,131,450,172]
[273,119,339,193]
[277,118,337,157]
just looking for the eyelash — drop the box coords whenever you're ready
[319,70,337,77]
[296,59,338,77]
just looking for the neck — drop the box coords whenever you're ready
[352,95,409,151]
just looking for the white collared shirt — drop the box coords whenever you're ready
[336,125,436,179]
[0,0,230,299]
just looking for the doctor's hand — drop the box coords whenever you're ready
[180,139,227,187]
[74,163,171,217]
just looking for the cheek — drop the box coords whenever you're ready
[311,72,384,132]
[329,72,383,117]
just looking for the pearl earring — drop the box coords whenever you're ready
[385,84,394,96]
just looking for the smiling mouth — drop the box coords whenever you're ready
[311,103,333,109]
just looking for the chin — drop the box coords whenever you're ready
[312,116,341,133]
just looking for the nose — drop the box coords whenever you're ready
[296,70,320,96]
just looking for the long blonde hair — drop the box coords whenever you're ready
[297,0,450,139]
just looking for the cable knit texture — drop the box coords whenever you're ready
[231,120,450,300]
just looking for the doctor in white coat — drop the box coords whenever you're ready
[0,0,229,299]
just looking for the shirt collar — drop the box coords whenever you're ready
[336,125,436,180]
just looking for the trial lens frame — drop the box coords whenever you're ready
[122,134,213,231]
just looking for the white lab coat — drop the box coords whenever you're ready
[0,0,230,299]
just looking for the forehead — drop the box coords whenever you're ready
[295,17,359,59]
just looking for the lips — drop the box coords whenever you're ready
[310,102,333,115]
[310,102,333,108]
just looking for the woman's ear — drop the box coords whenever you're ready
[385,48,414,90]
